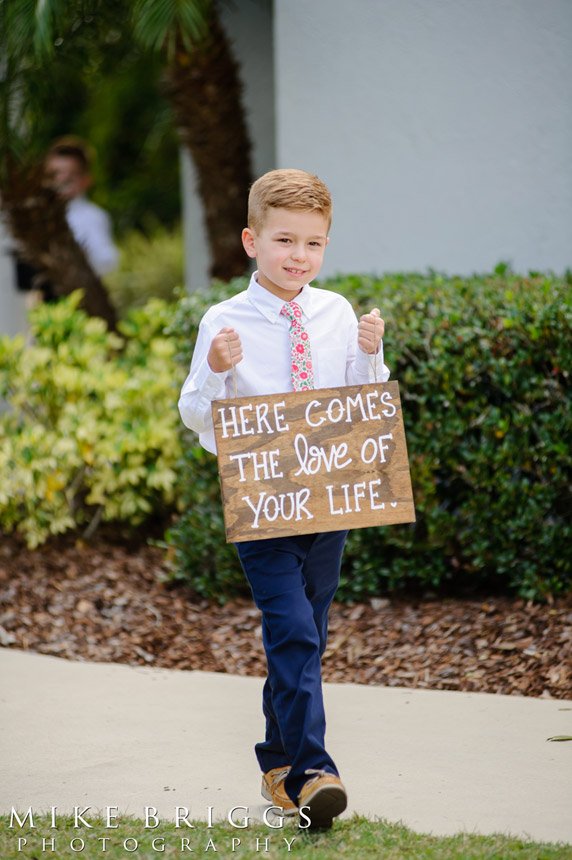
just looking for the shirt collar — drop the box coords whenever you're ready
[247,271,313,324]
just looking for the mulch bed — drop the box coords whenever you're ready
[1,535,570,699]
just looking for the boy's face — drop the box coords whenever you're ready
[242,207,329,301]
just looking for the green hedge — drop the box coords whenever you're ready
[166,267,572,602]
[1,270,570,602]
[0,293,184,547]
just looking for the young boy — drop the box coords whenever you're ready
[178,169,389,829]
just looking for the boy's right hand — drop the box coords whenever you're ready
[207,327,243,373]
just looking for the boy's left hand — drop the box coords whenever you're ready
[358,308,385,354]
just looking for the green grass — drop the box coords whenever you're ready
[1,813,571,859]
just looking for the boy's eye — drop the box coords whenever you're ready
[275,237,323,246]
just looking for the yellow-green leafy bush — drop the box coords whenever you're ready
[0,292,184,547]
[103,226,183,316]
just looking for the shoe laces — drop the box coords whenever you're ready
[303,768,330,787]
[270,766,290,787]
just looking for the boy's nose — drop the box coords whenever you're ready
[291,245,306,261]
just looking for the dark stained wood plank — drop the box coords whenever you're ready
[212,382,416,542]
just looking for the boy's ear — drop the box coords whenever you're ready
[242,227,257,259]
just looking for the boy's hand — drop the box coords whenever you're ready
[358,308,385,354]
[207,327,243,372]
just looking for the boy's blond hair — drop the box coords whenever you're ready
[248,168,332,233]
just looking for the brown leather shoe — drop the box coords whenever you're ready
[261,766,297,815]
[297,768,347,829]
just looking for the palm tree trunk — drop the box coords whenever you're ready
[165,7,253,282]
[2,163,118,330]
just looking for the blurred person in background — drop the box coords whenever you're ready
[45,137,119,277]
[15,136,119,302]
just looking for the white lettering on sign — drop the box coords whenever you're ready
[242,489,314,530]
[304,389,397,428]
[213,383,415,541]
[293,434,353,477]
[229,449,284,482]
[326,479,391,515]
[360,433,393,464]
[217,400,290,439]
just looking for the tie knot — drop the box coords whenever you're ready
[280,301,303,324]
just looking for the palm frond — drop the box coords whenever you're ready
[132,0,212,55]
[3,0,36,60]
[34,0,69,55]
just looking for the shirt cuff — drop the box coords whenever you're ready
[355,340,390,383]
[191,355,229,399]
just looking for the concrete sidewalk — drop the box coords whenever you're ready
[1,647,571,844]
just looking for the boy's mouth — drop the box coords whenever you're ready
[284,267,307,276]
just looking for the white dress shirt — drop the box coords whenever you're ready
[67,196,119,276]
[178,272,390,453]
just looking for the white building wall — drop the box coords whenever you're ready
[0,223,28,337]
[183,0,276,291]
[274,0,572,276]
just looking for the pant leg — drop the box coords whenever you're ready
[302,530,349,656]
[253,530,348,731]
[235,531,347,804]
[257,622,284,767]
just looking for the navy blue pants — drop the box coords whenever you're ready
[235,530,348,805]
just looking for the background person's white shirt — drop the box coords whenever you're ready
[67,196,119,276]
[178,272,390,454]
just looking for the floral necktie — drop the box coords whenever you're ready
[280,300,315,391]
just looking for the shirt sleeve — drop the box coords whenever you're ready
[67,203,119,276]
[178,318,229,434]
[344,304,390,385]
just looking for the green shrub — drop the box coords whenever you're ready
[162,444,244,602]
[2,270,569,602]
[0,292,184,547]
[166,267,572,602]
[162,278,249,600]
[104,226,184,316]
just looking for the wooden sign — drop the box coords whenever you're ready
[212,381,415,542]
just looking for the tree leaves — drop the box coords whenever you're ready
[132,0,212,56]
